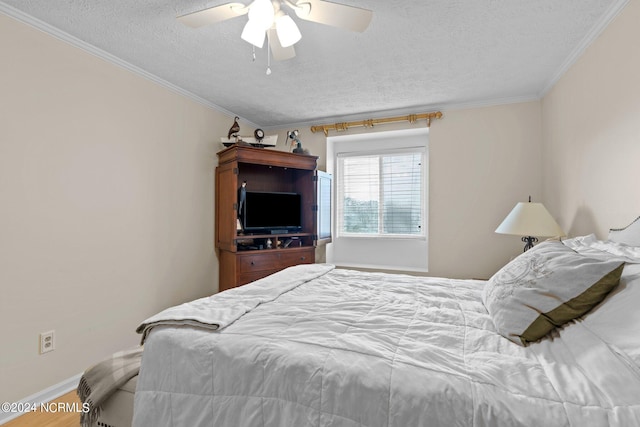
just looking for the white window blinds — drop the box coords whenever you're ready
[337,149,425,237]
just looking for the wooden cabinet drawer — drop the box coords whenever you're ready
[239,252,280,272]
[237,250,314,286]
[238,270,275,286]
[239,248,314,273]
[277,249,314,267]
[220,246,315,291]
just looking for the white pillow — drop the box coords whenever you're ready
[562,235,640,367]
[483,241,624,346]
[563,234,640,263]
[581,263,640,367]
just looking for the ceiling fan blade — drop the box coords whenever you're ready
[178,2,248,28]
[293,0,372,32]
[268,28,296,61]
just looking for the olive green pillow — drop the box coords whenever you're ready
[482,241,624,345]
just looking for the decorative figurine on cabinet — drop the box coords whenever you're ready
[288,129,310,154]
[227,116,240,140]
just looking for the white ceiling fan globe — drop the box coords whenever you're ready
[242,1,301,49]
[248,0,275,30]
[241,20,266,47]
[275,12,301,47]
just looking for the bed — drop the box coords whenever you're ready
[124,217,640,426]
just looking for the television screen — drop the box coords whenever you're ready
[242,191,302,232]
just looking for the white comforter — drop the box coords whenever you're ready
[133,264,640,427]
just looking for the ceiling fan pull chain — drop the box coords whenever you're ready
[266,32,272,75]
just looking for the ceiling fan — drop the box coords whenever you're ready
[178,0,373,61]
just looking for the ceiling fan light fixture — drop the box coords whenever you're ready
[178,0,373,61]
[248,0,275,30]
[241,19,266,47]
[275,14,302,47]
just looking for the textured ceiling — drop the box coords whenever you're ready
[0,0,628,129]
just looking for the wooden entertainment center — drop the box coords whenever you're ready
[215,145,327,291]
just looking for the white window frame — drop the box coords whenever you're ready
[336,147,426,239]
[327,127,429,272]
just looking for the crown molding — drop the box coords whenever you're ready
[2,0,626,132]
[539,0,629,97]
[0,2,260,128]
[262,94,541,132]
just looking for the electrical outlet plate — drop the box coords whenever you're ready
[39,330,55,354]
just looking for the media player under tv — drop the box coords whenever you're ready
[270,229,290,234]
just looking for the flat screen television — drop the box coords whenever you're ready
[242,191,302,234]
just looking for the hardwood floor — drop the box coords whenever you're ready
[4,391,80,427]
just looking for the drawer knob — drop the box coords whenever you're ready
[250,261,255,266]
[300,256,305,261]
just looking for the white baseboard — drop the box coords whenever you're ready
[0,373,82,425]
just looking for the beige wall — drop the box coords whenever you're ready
[0,14,232,402]
[429,102,542,278]
[275,100,543,279]
[542,0,640,237]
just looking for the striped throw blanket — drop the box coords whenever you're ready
[77,346,143,427]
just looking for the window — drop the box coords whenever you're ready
[337,149,425,237]
[327,127,429,272]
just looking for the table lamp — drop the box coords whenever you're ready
[495,196,565,251]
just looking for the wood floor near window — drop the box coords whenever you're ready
[4,390,80,427]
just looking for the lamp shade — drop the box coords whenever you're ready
[496,202,565,238]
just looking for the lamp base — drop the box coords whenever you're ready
[522,236,538,252]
